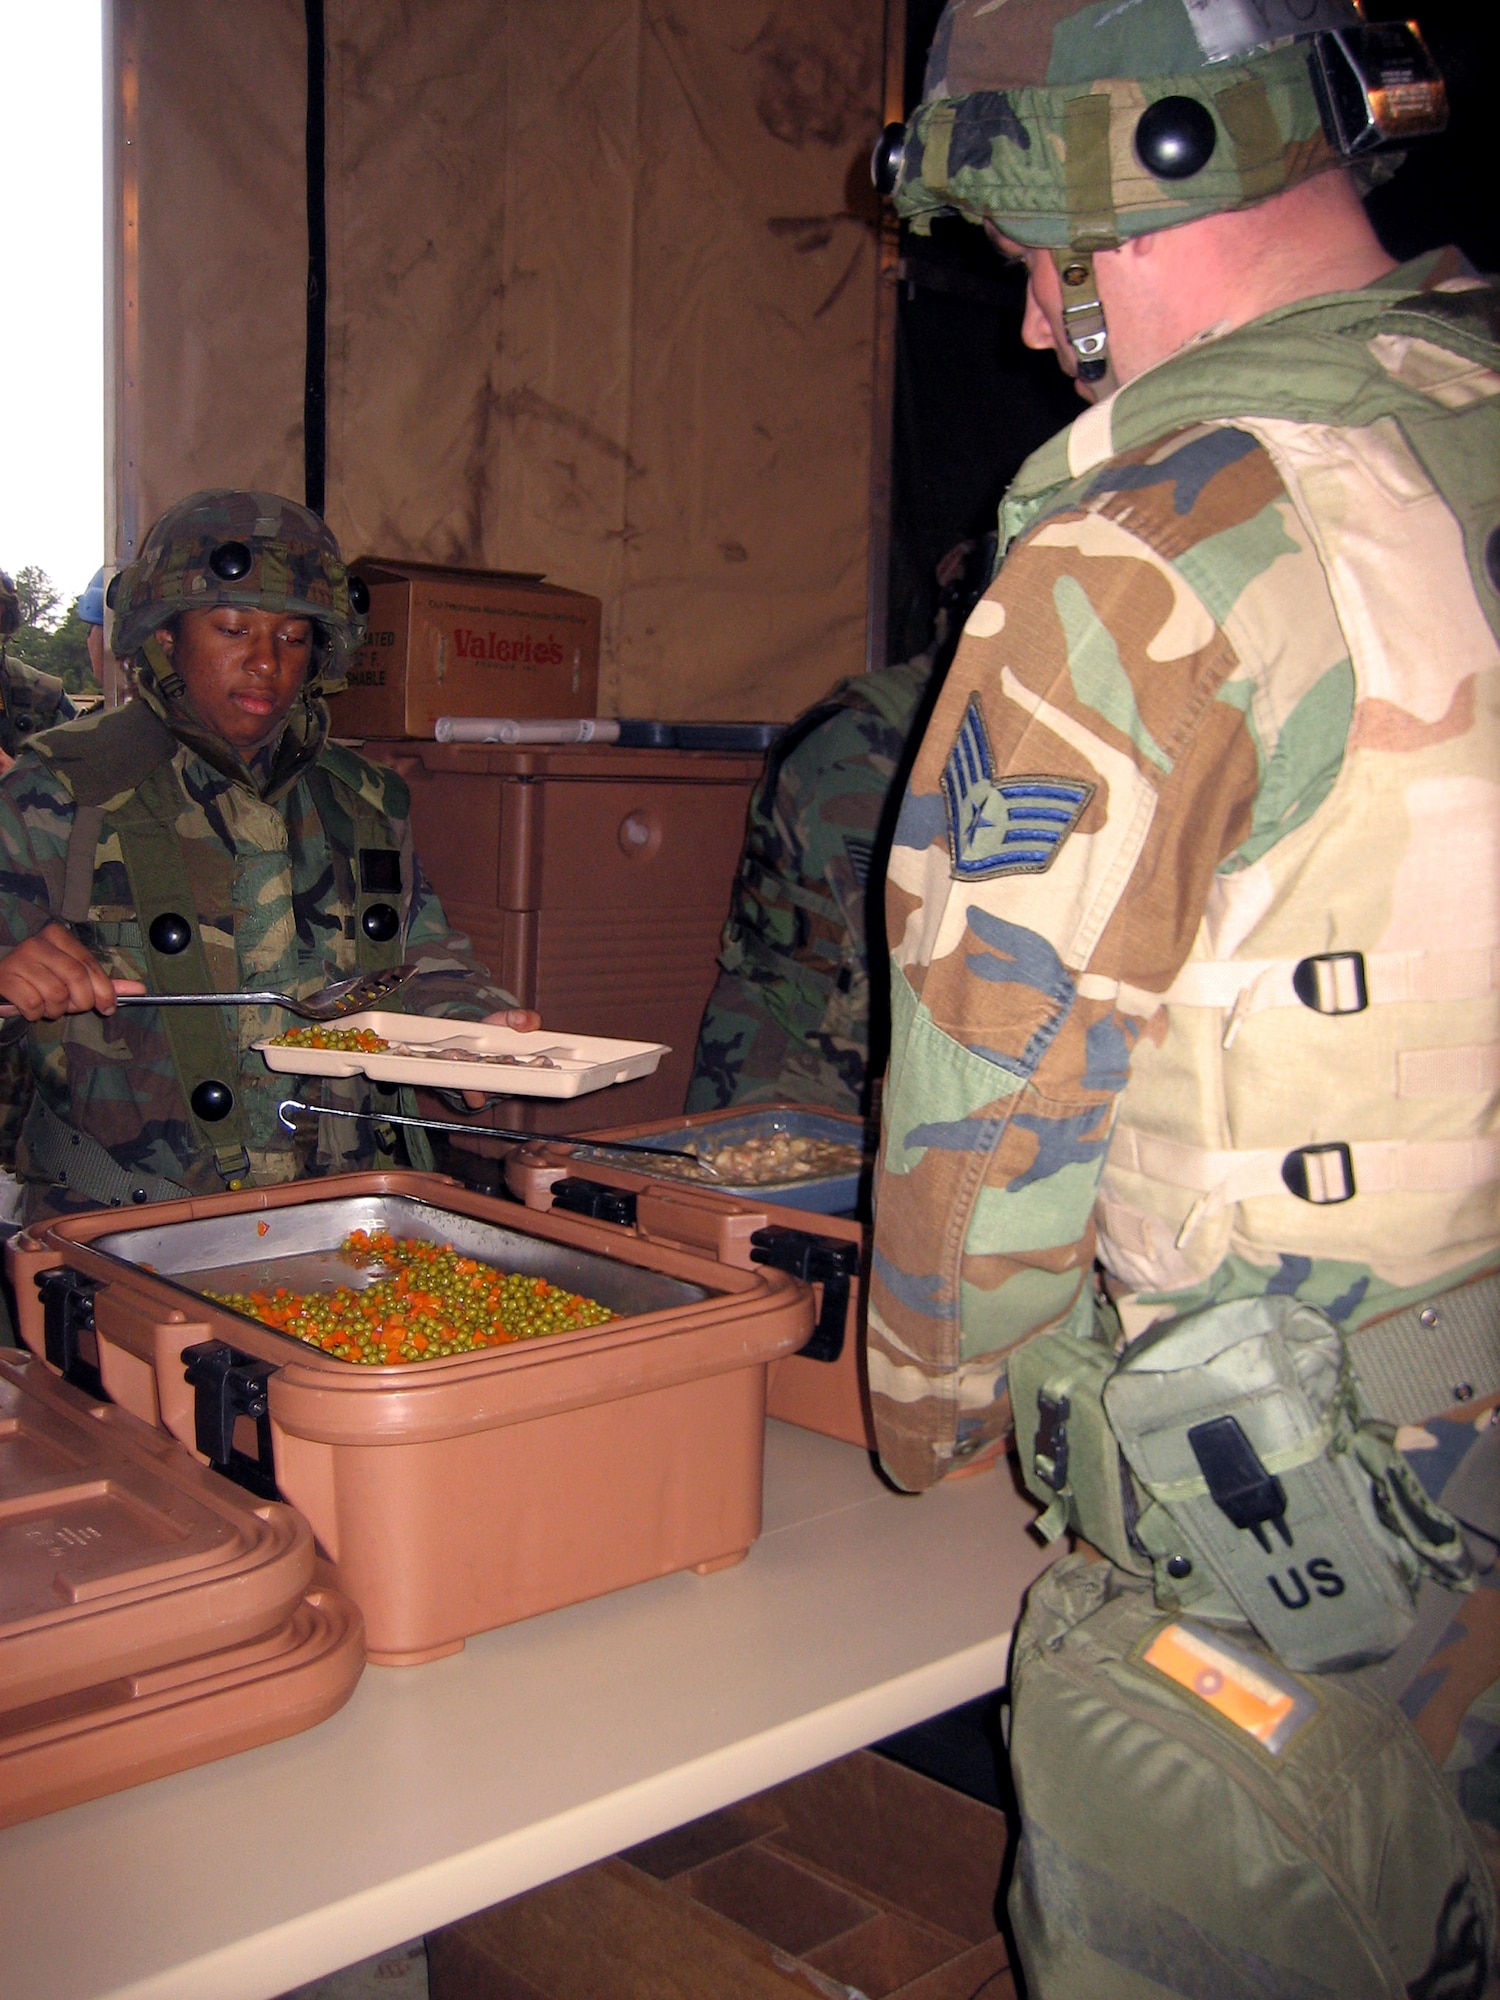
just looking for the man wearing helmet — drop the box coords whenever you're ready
[0,569,75,780]
[0,492,528,1218]
[870,1,1497,1989]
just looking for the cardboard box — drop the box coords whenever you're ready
[427,1749,1017,2000]
[336,559,600,737]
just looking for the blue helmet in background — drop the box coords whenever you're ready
[78,567,107,628]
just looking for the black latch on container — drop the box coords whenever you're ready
[181,1340,280,1501]
[550,1177,639,1228]
[747,1226,859,1362]
[36,1269,106,1400]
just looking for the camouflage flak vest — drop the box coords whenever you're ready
[35,700,408,1190]
[1002,278,1500,1333]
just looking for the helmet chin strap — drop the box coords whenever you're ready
[1053,248,1112,387]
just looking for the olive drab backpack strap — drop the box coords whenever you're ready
[312,746,407,974]
[110,761,253,1189]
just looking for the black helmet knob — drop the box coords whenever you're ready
[871,121,906,196]
[348,576,370,616]
[361,903,400,943]
[148,912,193,956]
[1135,97,1217,180]
[208,540,253,581]
[190,1078,234,1122]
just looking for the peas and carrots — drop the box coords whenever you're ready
[208,1229,614,1364]
[267,1026,391,1052]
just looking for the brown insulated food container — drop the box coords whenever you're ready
[339,559,601,736]
[9,1171,811,1667]
[0,1349,363,1828]
[505,1129,873,1452]
[359,741,764,1131]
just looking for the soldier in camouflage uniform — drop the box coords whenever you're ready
[0,493,526,1221]
[0,571,76,1170]
[687,655,935,1117]
[0,569,76,773]
[688,546,989,1117]
[873,2,1498,1990]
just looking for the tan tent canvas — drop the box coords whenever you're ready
[107,0,896,720]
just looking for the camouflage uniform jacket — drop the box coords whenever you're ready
[0,685,514,1216]
[688,656,936,1117]
[0,647,74,759]
[871,252,1500,1493]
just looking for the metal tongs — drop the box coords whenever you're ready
[277,1098,719,1176]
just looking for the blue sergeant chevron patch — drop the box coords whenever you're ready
[942,696,1093,880]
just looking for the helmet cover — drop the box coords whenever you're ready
[77,567,107,628]
[893,0,1369,249]
[109,490,364,688]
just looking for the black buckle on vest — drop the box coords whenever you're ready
[748,1227,859,1363]
[36,1270,106,1400]
[1281,1141,1356,1204]
[1292,952,1368,1015]
[1034,1389,1071,1493]
[181,1341,280,1500]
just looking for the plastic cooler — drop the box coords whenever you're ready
[8,1170,811,1666]
[0,1348,363,1828]
[505,1115,874,1452]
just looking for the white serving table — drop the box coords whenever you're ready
[0,1421,1057,2000]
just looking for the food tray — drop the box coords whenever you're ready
[10,1171,811,1665]
[254,1012,668,1097]
[581,1105,871,1214]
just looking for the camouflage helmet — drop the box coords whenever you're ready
[0,571,18,640]
[108,490,368,687]
[879,0,1445,251]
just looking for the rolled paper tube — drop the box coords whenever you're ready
[433,716,622,745]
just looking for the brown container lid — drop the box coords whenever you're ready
[0,1351,316,1712]
[0,1579,363,1830]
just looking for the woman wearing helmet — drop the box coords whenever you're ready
[0,490,531,1217]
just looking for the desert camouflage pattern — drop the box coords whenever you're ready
[688,657,933,1117]
[870,253,1500,1494]
[0,679,513,1217]
[892,0,1365,248]
[109,489,364,689]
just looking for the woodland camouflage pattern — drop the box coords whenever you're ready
[892,0,1376,249]
[688,657,933,1116]
[869,251,1500,1495]
[0,651,74,1164]
[0,678,513,1215]
[109,489,364,688]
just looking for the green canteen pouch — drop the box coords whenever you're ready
[1103,1295,1472,1673]
[1008,1320,1149,1578]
